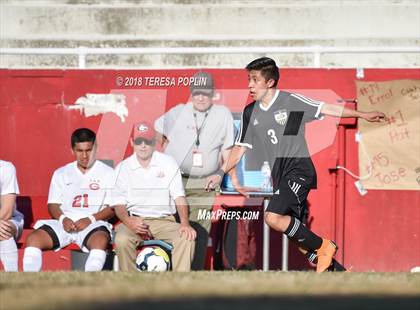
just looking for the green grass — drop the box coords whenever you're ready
[1,271,419,310]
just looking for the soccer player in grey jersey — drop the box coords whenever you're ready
[206,57,385,272]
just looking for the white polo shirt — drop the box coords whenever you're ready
[47,160,114,221]
[0,160,22,218]
[113,151,185,217]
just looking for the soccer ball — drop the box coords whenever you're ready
[136,246,171,272]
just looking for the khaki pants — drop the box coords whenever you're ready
[114,216,195,272]
[182,176,216,270]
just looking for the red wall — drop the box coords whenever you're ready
[1,68,419,272]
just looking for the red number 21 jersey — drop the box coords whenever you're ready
[47,160,114,221]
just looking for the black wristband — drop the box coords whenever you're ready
[215,168,225,178]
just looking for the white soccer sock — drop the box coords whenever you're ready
[85,249,106,272]
[23,247,42,272]
[0,238,18,272]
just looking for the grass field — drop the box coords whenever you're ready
[1,272,419,310]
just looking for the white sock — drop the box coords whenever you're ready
[23,247,42,272]
[0,238,18,272]
[85,249,106,272]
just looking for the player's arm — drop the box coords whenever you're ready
[48,203,76,233]
[222,148,238,181]
[0,194,17,240]
[174,196,196,241]
[0,194,16,221]
[73,206,115,232]
[206,105,253,191]
[91,206,115,222]
[221,147,251,197]
[321,103,386,122]
[47,170,76,232]
[205,145,247,191]
[0,163,20,239]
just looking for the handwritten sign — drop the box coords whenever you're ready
[356,80,420,190]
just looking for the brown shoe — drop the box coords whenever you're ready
[316,239,337,273]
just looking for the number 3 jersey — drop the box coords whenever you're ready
[235,90,324,189]
[47,160,114,221]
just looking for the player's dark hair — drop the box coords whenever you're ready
[246,57,279,87]
[71,128,96,148]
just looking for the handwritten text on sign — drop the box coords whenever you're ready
[357,80,420,190]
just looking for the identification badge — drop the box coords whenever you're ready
[192,151,203,167]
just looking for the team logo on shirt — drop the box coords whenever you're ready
[89,179,100,190]
[274,109,288,125]
[137,124,149,132]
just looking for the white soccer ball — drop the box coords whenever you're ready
[136,246,171,272]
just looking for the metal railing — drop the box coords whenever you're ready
[1,46,419,68]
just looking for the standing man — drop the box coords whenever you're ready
[0,160,24,272]
[113,121,196,272]
[154,71,235,270]
[205,57,385,272]
[23,128,115,272]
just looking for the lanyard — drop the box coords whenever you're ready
[193,106,212,147]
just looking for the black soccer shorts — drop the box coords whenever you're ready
[266,175,311,223]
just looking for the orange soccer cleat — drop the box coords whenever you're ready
[316,239,338,273]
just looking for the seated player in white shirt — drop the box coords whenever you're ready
[23,128,115,272]
[0,160,24,272]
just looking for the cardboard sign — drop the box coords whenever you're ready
[356,79,420,190]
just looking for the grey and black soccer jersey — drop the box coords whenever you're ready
[235,90,324,189]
